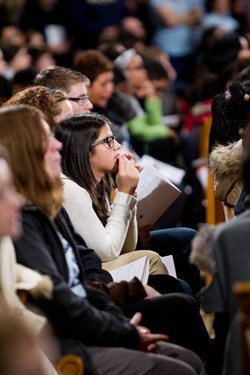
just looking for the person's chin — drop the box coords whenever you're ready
[98,99,108,108]
[53,164,62,178]
[11,220,23,240]
[111,162,118,173]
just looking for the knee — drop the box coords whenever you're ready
[147,250,165,275]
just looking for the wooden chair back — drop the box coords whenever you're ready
[199,116,225,224]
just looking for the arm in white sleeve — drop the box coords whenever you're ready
[62,177,137,262]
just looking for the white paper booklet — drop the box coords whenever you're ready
[136,164,181,227]
[139,154,185,185]
[109,256,150,284]
[161,255,177,278]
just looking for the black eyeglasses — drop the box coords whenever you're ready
[92,135,116,149]
[67,94,89,106]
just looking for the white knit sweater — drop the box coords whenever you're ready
[61,174,138,262]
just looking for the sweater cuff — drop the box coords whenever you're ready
[114,190,137,210]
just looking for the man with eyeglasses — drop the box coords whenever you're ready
[34,65,93,114]
[34,65,124,143]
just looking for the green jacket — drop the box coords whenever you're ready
[127,97,169,143]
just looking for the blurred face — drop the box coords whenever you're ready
[43,120,62,178]
[153,78,169,96]
[35,52,55,72]
[54,99,73,124]
[0,159,22,239]
[90,123,121,182]
[88,71,114,108]
[213,0,229,12]
[126,55,147,90]
[11,48,31,71]
[67,82,93,114]
[121,16,146,38]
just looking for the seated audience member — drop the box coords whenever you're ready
[0,145,57,375]
[208,81,250,219]
[56,112,165,274]
[202,0,239,33]
[190,127,250,375]
[0,104,210,371]
[2,85,73,130]
[139,46,177,88]
[12,68,37,93]
[28,47,56,73]
[113,48,180,164]
[34,65,93,114]
[72,49,126,143]
[56,113,200,294]
[1,44,31,81]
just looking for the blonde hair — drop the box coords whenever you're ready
[0,104,63,218]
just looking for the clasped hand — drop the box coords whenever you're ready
[116,153,140,195]
[130,312,168,353]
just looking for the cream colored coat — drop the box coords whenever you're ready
[0,236,57,375]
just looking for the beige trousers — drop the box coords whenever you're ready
[102,250,166,275]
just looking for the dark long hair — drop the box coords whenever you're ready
[55,113,115,225]
[209,81,250,153]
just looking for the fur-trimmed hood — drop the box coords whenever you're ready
[209,140,242,178]
[208,140,243,206]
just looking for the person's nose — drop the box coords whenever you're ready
[113,139,121,150]
[51,136,63,151]
[84,98,93,111]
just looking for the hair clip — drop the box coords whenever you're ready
[45,87,56,95]
[244,93,250,102]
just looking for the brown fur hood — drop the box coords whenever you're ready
[208,140,242,179]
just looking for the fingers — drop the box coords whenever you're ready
[130,312,142,326]
[116,154,139,194]
[134,162,141,172]
[138,326,150,334]
[149,333,169,342]
[123,152,134,161]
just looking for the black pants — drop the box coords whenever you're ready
[124,293,211,362]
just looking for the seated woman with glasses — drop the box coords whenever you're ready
[55,113,199,296]
[56,112,168,276]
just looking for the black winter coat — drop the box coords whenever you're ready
[14,205,139,349]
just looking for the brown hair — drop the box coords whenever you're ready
[73,50,113,83]
[0,104,63,218]
[1,85,66,131]
[34,65,90,92]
